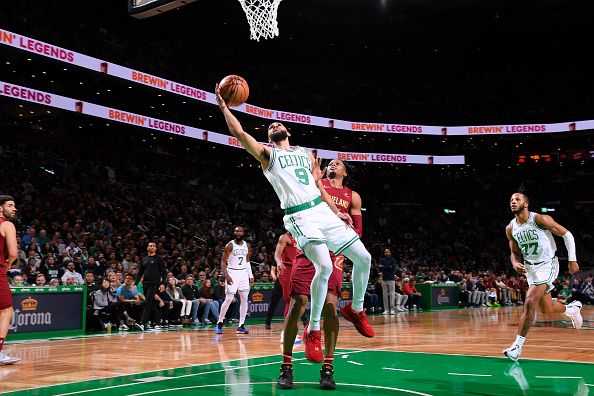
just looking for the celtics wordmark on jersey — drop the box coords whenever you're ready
[263,147,320,209]
[510,212,557,264]
[228,240,249,270]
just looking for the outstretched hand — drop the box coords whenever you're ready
[337,211,354,228]
[312,157,325,182]
[215,83,227,110]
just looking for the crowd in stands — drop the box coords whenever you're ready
[2,132,593,332]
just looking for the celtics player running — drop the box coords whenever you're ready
[215,85,374,358]
[503,191,583,362]
[216,226,254,335]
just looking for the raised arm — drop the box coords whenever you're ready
[215,84,271,167]
[310,154,353,226]
[506,224,525,274]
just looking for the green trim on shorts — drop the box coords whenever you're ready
[334,235,360,255]
[531,260,557,287]
[289,217,305,237]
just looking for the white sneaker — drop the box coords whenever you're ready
[118,324,129,331]
[565,301,583,329]
[397,306,406,312]
[382,311,390,316]
[503,344,522,362]
[0,352,20,365]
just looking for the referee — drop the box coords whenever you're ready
[136,242,167,329]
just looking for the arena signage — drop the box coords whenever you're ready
[0,80,465,165]
[9,288,85,334]
[2,28,593,135]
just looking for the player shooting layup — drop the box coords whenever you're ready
[215,86,374,352]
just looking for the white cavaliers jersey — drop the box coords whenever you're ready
[510,212,557,264]
[227,240,249,270]
[263,146,320,209]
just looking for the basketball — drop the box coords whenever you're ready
[218,75,250,107]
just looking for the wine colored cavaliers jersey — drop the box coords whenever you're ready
[321,178,353,215]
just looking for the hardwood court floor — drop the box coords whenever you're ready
[1,306,592,395]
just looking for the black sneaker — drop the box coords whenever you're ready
[319,364,336,390]
[277,363,294,389]
[265,323,272,330]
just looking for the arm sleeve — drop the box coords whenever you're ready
[351,214,363,237]
[562,231,577,261]
[247,262,254,279]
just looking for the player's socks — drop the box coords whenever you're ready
[283,353,292,365]
[310,319,321,331]
[514,335,526,348]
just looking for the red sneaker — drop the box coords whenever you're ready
[303,323,323,363]
[340,302,375,338]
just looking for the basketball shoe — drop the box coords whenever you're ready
[277,363,294,389]
[303,323,323,363]
[0,352,19,365]
[503,344,522,362]
[341,302,375,337]
[565,301,583,329]
[319,364,336,390]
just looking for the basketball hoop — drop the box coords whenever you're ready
[238,0,282,41]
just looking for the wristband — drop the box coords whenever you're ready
[562,231,577,261]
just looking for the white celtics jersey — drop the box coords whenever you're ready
[263,146,320,209]
[227,240,249,270]
[510,212,557,264]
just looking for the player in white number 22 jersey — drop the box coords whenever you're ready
[503,190,583,362]
[217,226,254,335]
[215,84,374,368]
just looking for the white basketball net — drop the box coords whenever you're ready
[238,0,282,41]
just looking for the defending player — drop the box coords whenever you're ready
[215,87,374,350]
[0,195,20,365]
[278,160,363,389]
